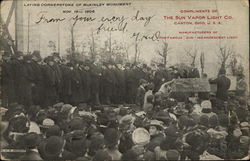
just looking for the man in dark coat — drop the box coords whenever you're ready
[100,62,113,104]
[209,67,231,101]
[140,64,151,82]
[79,60,91,103]
[114,63,126,104]
[125,64,137,104]
[12,53,33,106]
[135,79,147,108]
[30,51,44,106]
[60,61,72,104]
[1,52,15,107]
[70,61,84,105]
[111,63,120,104]
[43,56,58,106]
[133,64,143,88]
[52,52,63,101]
[90,60,102,105]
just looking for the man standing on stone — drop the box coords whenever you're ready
[209,67,231,101]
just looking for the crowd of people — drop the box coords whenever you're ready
[1,50,249,161]
[1,50,200,108]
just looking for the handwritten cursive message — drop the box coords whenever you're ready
[35,10,159,42]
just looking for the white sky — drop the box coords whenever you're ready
[1,0,249,78]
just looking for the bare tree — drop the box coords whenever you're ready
[109,31,112,60]
[123,43,133,62]
[69,23,76,54]
[124,44,129,61]
[184,47,198,67]
[134,40,140,63]
[229,52,243,76]
[156,41,171,66]
[137,48,141,62]
[217,44,235,69]
[88,30,97,61]
[200,52,205,74]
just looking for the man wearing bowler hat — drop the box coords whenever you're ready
[19,132,42,160]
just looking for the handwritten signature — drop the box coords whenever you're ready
[130,31,161,42]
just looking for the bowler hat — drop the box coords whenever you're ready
[93,150,111,161]
[68,117,86,131]
[165,126,180,137]
[45,136,65,157]
[32,50,41,59]
[46,125,62,138]
[104,128,120,146]
[70,138,90,156]
[88,137,105,156]
[23,132,41,149]
[199,115,209,127]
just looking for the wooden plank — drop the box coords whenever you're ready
[5,1,15,27]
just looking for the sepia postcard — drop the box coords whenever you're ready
[0,0,249,160]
